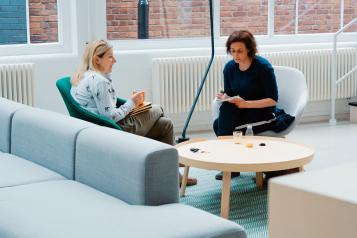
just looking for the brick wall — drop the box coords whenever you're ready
[220,0,268,36]
[275,0,357,34]
[107,0,357,40]
[0,0,58,45]
[107,0,210,40]
[1,0,355,44]
[298,0,340,34]
[275,0,296,34]
[0,0,27,44]
[344,0,357,32]
[29,0,58,43]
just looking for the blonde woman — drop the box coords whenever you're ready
[71,40,197,186]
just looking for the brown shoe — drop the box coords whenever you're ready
[179,173,197,186]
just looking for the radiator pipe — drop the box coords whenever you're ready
[177,0,215,143]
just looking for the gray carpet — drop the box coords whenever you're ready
[180,168,268,238]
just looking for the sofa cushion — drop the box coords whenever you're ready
[0,180,246,238]
[11,107,94,179]
[0,98,28,153]
[0,152,65,188]
[76,127,179,206]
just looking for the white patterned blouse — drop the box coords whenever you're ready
[70,70,134,122]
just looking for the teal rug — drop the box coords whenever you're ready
[180,168,268,238]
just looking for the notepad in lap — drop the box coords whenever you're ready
[129,101,152,117]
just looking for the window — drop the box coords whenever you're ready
[106,0,357,44]
[274,0,296,35]
[220,0,268,36]
[298,0,340,34]
[344,0,357,32]
[0,0,58,45]
[29,0,58,43]
[106,0,210,40]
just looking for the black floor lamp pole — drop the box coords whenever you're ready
[177,0,215,143]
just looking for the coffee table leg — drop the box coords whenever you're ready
[179,166,190,197]
[220,171,231,219]
[256,172,264,188]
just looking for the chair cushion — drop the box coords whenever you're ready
[0,180,246,238]
[0,152,65,188]
[0,98,28,153]
[11,107,94,179]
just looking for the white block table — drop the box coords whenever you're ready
[269,162,357,238]
[349,102,357,123]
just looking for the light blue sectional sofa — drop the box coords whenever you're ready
[0,97,246,238]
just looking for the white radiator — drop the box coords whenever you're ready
[152,48,357,115]
[0,63,34,106]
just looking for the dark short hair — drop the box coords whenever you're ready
[226,30,257,58]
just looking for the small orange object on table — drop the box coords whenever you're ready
[246,143,253,148]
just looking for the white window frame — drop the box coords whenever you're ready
[105,0,357,52]
[0,0,74,57]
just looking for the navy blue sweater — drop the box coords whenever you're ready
[223,55,278,103]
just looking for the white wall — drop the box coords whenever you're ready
[0,54,78,114]
[0,0,356,133]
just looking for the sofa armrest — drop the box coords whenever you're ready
[75,127,179,206]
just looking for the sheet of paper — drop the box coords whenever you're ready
[216,95,242,102]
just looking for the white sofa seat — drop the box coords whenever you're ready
[0,153,65,188]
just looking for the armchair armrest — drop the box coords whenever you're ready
[75,127,179,206]
[116,97,127,107]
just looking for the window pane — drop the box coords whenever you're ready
[0,0,27,45]
[220,0,268,37]
[29,0,58,43]
[298,0,340,34]
[106,0,210,40]
[275,0,296,35]
[344,0,357,32]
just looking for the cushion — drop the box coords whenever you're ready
[0,98,28,153]
[0,152,65,188]
[75,127,179,205]
[0,180,246,238]
[11,107,94,179]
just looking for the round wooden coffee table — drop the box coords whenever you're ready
[176,136,314,219]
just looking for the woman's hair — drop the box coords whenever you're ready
[71,40,113,85]
[225,30,257,58]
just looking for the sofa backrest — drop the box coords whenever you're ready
[75,127,179,205]
[0,98,28,153]
[11,107,94,179]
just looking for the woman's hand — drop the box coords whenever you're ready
[229,98,276,109]
[216,92,229,100]
[228,97,247,108]
[131,92,144,107]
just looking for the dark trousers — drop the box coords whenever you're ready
[213,102,274,136]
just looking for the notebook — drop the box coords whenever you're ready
[128,101,152,117]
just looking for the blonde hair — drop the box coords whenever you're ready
[71,40,113,85]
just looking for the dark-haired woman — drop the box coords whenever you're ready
[214,30,279,180]
[214,30,279,137]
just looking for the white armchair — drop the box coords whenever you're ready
[259,66,308,137]
[212,66,308,137]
